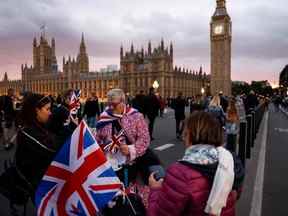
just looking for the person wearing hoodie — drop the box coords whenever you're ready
[148,111,244,216]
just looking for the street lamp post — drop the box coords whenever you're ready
[201,87,205,95]
[153,80,159,91]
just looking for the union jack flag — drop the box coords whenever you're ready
[102,129,125,154]
[35,120,122,216]
[70,89,81,115]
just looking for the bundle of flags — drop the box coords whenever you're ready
[69,89,81,115]
[35,120,122,216]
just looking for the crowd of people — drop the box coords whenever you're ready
[0,87,277,216]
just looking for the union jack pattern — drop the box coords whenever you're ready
[35,120,122,216]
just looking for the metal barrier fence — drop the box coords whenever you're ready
[236,103,267,167]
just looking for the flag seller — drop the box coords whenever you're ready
[95,89,151,185]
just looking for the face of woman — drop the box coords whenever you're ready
[108,100,124,113]
[36,103,51,124]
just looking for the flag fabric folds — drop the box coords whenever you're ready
[35,120,122,216]
[69,89,81,115]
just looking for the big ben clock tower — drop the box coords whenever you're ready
[210,0,232,96]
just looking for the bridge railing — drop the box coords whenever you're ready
[236,102,267,167]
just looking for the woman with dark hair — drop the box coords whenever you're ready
[15,93,60,197]
[148,111,244,216]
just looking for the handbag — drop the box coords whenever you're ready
[0,159,32,205]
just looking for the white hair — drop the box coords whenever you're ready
[107,88,126,103]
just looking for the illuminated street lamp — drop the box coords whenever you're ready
[201,87,205,95]
[153,80,159,90]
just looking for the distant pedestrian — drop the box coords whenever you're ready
[235,95,246,121]
[171,92,186,139]
[132,90,146,115]
[206,95,226,127]
[225,99,239,153]
[190,94,205,113]
[83,92,100,128]
[219,91,229,113]
[145,88,160,140]
[244,90,259,113]
[159,96,166,117]
[0,88,16,149]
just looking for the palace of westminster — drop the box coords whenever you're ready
[0,0,232,99]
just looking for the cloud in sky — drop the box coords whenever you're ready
[0,0,287,84]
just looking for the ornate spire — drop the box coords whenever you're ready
[148,40,152,55]
[161,38,164,51]
[80,32,86,51]
[33,37,37,47]
[199,66,203,75]
[51,38,55,46]
[120,44,124,59]
[3,72,8,81]
[170,42,173,57]
[130,43,134,54]
[77,33,89,73]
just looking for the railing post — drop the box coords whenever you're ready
[251,111,256,147]
[238,121,247,167]
[246,114,252,159]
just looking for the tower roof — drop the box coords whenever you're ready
[80,32,86,49]
[3,72,8,81]
[214,0,229,17]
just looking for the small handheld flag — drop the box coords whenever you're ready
[69,89,81,115]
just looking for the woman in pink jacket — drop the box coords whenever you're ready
[148,111,244,216]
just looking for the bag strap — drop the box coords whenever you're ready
[20,129,56,153]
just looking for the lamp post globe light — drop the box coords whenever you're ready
[201,87,205,95]
[153,80,159,90]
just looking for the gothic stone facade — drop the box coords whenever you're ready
[120,40,209,98]
[0,36,208,99]
[0,34,119,99]
[210,0,232,96]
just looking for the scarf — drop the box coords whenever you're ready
[96,106,138,171]
[180,144,234,216]
[96,106,138,130]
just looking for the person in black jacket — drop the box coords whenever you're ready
[132,90,146,115]
[0,88,16,149]
[15,93,59,198]
[244,90,259,114]
[145,88,160,140]
[83,93,100,128]
[172,92,186,139]
[219,91,229,113]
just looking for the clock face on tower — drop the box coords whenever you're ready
[214,24,224,35]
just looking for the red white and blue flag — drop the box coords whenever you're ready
[35,120,122,216]
[69,89,81,115]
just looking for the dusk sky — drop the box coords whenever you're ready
[0,0,287,86]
